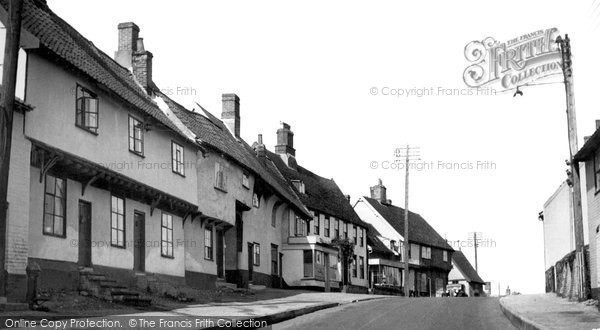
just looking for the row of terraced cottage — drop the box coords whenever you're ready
[0,0,455,302]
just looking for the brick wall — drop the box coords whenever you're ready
[6,112,31,276]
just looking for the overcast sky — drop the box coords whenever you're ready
[47,0,600,294]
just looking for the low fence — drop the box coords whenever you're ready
[546,245,591,300]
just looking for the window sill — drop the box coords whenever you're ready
[172,171,186,178]
[204,257,214,262]
[75,125,99,136]
[161,254,175,259]
[129,150,145,158]
[111,244,126,249]
[214,186,228,193]
[42,232,66,239]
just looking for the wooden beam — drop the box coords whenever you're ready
[39,154,59,183]
[182,210,192,226]
[150,195,162,216]
[81,173,102,196]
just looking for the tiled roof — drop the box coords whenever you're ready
[9,0,189,140]
[452,250,485,284]
[365,223,395,256]
[267,150,367,227]
[362,197,453,251]
[157,92,311,219]
[574,127,600,162]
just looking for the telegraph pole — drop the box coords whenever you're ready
[395,145,420,297]
[469,231,481,272]
[557,34,588,300]
[0,0,24,301]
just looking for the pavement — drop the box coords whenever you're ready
[500,293,600,330]
[274,296,514,330]
[118,292,389,329]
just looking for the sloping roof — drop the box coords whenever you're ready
[574,127,600,162]
[452,250,485,284]
[7,0,189,141]
[365,223,395,256]
[362,197,453,251]
[267,150,367,227]
[157,92,311,219]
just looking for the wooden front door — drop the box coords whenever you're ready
[216,229,224,278]
[247,242,254,282]
[78,200,92,267]
[133,211,145,272]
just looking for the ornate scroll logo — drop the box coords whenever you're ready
[463,28,561,90]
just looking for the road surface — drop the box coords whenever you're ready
[273,297,515,330]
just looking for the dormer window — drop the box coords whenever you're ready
[390,240,397,252]
[291,180,305,194]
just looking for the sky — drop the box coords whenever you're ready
[46,0,600,294]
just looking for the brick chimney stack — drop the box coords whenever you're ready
[221,94,240,137]
[115,22,139,67]
[275,123,295,156]
[255,134,266,158]
[370,179,387,203]
[114,22,153,93]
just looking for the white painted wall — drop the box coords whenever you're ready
[542,181,576,271]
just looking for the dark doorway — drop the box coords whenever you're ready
[78,200,92,267]
[216,229,224,278]
[133,211,145,272]
[247,242,254,282]
[279,252,283,288]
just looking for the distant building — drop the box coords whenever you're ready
[354,180,454,297]
[364,223,403,295]
[542,181,575,272]
[448,251,485,297]
[540,180,589,293]
[267,124,370,292]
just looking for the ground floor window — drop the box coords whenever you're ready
[373,265,402,286]
[352,255,357,278]
[253,243,260,266]
[303,250,313,277]
[43,174,66,237]
[161,213,174,257]
[435,278,444,292]
[359,256,365,279]
[204,226,213,260]
[110,196,125,247]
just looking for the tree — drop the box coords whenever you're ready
[332,237,354,286]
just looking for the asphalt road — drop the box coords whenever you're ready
[272,297,516,330]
